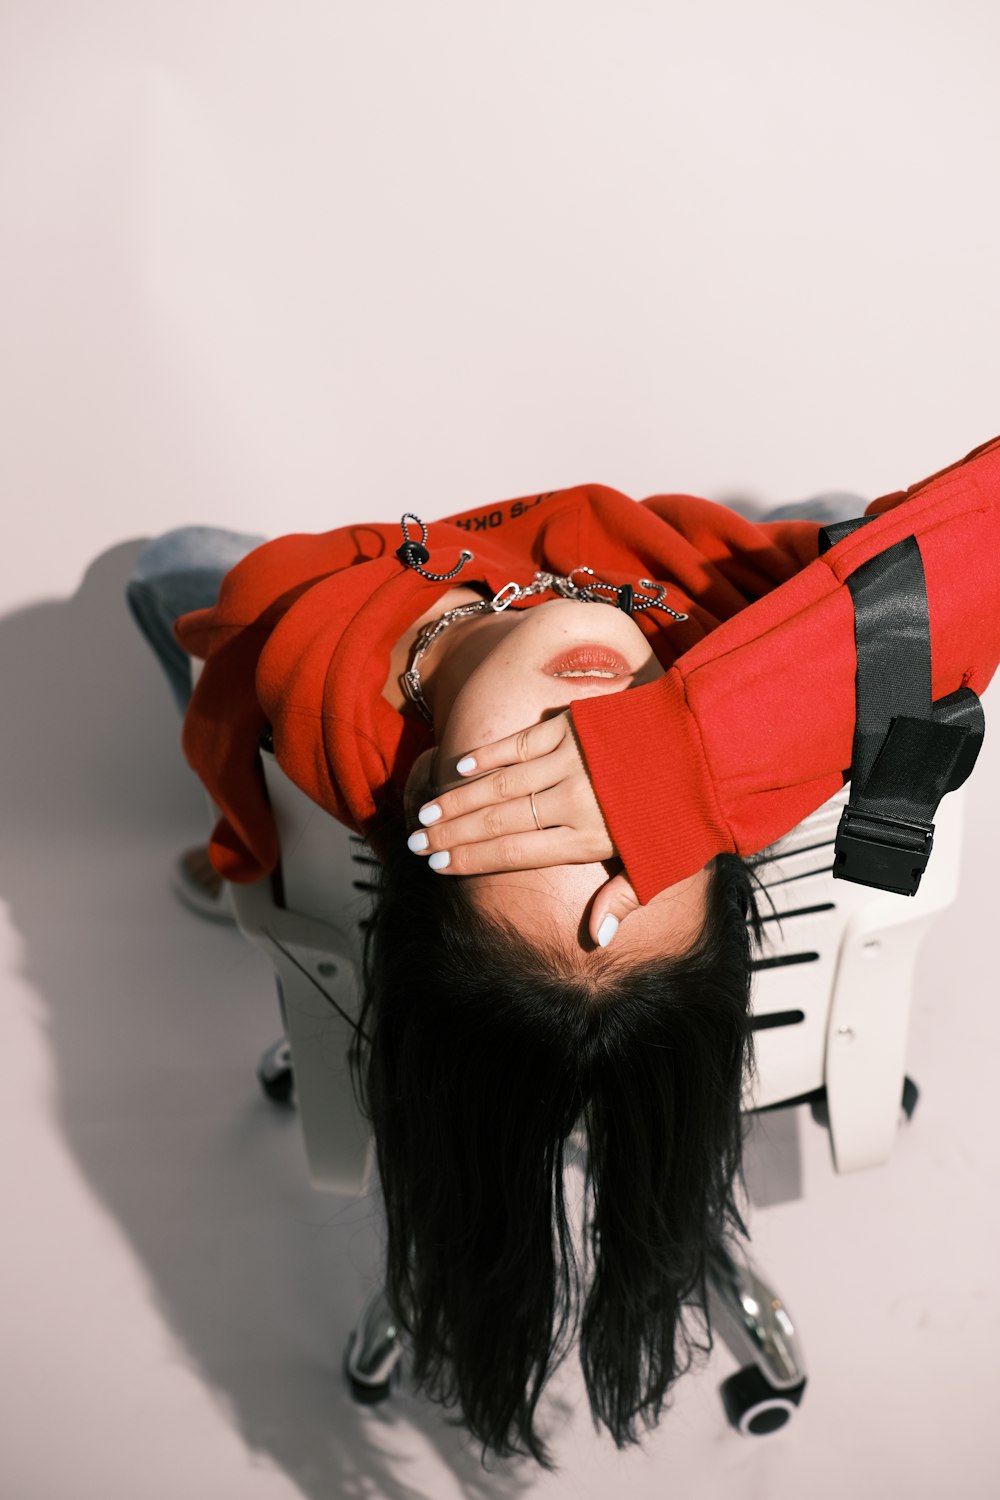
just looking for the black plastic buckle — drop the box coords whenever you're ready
[833,806,934,897]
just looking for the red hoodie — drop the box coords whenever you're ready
[175,433,1000,903]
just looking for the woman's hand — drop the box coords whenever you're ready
[408,710,643,945]
[412,710,611,868]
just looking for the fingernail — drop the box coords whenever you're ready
[456,756,477,775]
[419,803,442,825]
[597,915,619,948]
[407,830,429,853]
[428,850,451,871]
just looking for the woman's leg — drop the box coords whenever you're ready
[759,492,868,525]
[125,525,267,921]
[125,524,268,714]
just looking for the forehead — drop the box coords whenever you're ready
[469,864,711,962]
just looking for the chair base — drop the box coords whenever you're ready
[340,1243,809,1434]
[706,1240,808,1433]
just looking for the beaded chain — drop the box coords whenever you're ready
[395,514,689,724]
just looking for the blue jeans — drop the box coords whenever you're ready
[125,494,866,712]
[125,525,267,713]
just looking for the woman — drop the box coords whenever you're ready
[127,432,1000,1467]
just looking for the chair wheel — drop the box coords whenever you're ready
[348,1374,392,1405]
[343,1333,394,1405]
[257,1038,294,1106]
[901,1074,919,1121]
[720,1365,806,1435]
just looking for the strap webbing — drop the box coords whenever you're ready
[817,518,984,895]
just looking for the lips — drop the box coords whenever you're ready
[542,644,634,677]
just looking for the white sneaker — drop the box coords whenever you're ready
[171,844,236,924]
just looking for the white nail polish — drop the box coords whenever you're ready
[428,850,451,871]
[407,830,429,853]
[597,915,619,948]
[419,803,442,825]
[456,756,477,775]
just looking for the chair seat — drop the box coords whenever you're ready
[225,742,964,1191]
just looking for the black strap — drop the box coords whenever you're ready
[818,518,984,896]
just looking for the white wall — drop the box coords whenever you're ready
[4,0,999,610]
[4,7,1000,1497]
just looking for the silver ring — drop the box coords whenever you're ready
[529,791,542,832]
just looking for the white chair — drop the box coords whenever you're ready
[747,779,963,1169]
[225,746,377,1197]
[216,722,964,1433]
[711,780,963,1432]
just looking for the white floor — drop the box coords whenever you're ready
[3,541,999,1500]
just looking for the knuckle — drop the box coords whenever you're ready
[483,806,506,839]
[493,770,510,800]
[515,729,532,762]
[499,836,523,868]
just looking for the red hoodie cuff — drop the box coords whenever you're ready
[570,670,734,905]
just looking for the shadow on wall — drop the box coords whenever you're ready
[0,542,810,1491]
[0,541,554,1500]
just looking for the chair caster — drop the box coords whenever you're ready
[343,1333,394,1405]
[344,1290,404,1407]
[257,1038,294,1105]
[720,1365,806,1435]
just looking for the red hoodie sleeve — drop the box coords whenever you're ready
[173,526,395,882]
[570,433,1000,905]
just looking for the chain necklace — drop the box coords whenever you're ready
[399,560,689,725]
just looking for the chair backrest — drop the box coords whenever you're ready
[747,780,964,1169]
[234,743,964,1188]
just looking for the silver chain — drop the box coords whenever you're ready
[400,567,688,723]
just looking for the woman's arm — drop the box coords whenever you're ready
[413,432,1000,906]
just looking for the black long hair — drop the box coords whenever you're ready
[350,808,769,1470]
